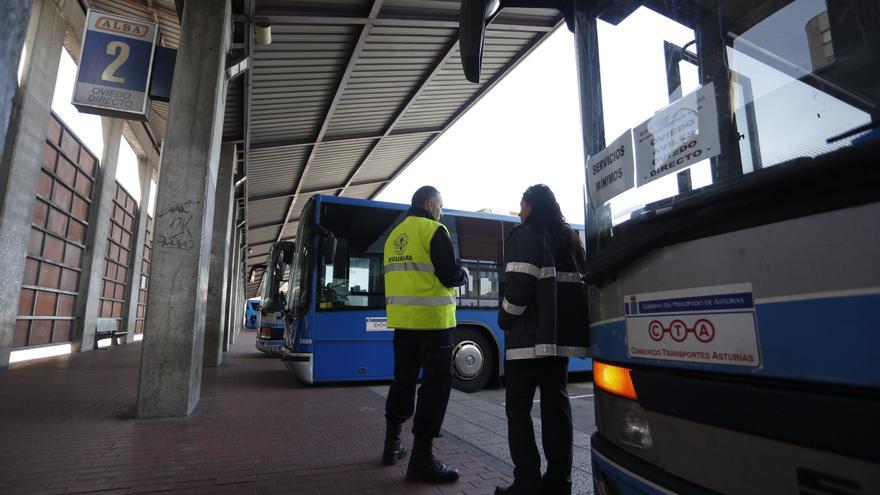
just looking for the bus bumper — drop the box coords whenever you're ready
[591,433,713,495]
[281,348,313,384]
[255,339,284,355]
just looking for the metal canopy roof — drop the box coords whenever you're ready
[77,1,563,298]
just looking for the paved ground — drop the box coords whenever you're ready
[369,373,596,495]
[0,332,515,494]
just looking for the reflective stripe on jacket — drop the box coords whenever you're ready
[499,223,590,360]
[384,215,456,330]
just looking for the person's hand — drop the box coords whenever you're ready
[460,265,470,282]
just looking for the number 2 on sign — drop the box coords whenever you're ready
[102,41,129,84]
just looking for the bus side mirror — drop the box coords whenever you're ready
[320,234,337,265]
[282,243,295,265]
[460,0,495,83]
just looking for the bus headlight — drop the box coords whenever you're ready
[615,400,654,451]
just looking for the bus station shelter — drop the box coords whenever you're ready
[0,0,561,493]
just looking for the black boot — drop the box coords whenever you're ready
[496,483,540,494]
[382,421,408,465]
[406,435,459,483]
[540,472,572,494]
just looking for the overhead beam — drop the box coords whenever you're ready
[248,179,389,203]
[241,0,255,249]
[249,127,441,150]
[340,37,460,196]
[247,12,555,32]
[273,0,384,244]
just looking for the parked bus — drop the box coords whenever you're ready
[255,241,295,355]
[460,0,880,492]
[280,195,592,392]
[244,298,260,330]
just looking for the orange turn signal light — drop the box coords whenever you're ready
[594,361,638,400]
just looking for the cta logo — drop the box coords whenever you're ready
[94,16,151,38]
[648,319,715,343]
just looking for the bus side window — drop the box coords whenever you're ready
[455,218,504,309]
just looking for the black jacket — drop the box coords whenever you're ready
[408,207,468,288]
[498,222,590,360]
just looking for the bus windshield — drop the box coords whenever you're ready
[259,244,283,311]
[584,0,878,270]
[287,200,315,316]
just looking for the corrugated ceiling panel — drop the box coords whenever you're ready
[147,101,169,141]
[247,196,292,228]
[258,0,369,15]
[300,139,375,191]
[247,224,284,246]
[325,25,456,138]
[347,132,433,184]
[249,244,273,259]
[380,0,460,19]
[247,144,310,198]
[277,221,300,242]
[249,24,360,144]
[344,182,382,200]
[224,77,243,141]
[492,7,560,26]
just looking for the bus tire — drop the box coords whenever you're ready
[452,327,494,393]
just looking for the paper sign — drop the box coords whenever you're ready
[634,83,721,186]
[587,129,635,206]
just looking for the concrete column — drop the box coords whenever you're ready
[203,144,236,367]
[0,0,32,169]
[73,117,123,352]
[121,156,156,339]
[223,226,241,352]
[234,258,244,345]
[0,0,65,368]
[137,0,231,418]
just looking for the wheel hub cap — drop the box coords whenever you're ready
[453,340,483,379]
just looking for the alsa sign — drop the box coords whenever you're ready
[72,10,157,119]
[624,283,761,367]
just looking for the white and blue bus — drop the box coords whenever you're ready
[255,241,295,355]
[244,298,260,330]
[460,0,880,492]
[280,195,592,392]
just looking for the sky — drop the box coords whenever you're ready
[376,27,588,223]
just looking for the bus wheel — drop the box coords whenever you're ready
[452,328,494,393]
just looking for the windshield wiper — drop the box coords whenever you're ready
[828,119,880,144]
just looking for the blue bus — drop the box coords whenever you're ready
[255,241,295,355]
[460,0,880,492]
[244,298,260,330]
[280,195,592,392]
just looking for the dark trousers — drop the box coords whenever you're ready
[505,357,572,490]
[385,329,453,437]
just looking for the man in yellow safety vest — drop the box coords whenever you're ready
[381,185,469,484]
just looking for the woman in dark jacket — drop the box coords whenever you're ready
[495,184,590,495]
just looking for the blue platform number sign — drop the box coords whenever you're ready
[72,10,158,118]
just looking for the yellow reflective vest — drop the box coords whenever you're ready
[384,215,456,330]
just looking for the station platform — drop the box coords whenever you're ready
[0,332,511,494]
